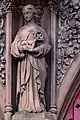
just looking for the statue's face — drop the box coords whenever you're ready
[23,7,34,22]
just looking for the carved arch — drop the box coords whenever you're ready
[57,53,80,120]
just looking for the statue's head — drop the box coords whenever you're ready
[22,5,37,22]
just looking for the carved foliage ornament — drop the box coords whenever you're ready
[57,0,80,87]
[48,0,58,12]
[0,1,6,84]
[2,0,15,12]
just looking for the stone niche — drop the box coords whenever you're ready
[10,0,57,120]
[4,0,58,119]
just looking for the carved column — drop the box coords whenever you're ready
[48,0,57,119]
[4,0,14,120]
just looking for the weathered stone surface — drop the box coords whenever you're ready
[12,112,53,120]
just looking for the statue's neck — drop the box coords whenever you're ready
[27,19,35,25]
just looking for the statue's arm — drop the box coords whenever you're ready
[31,42,51,57]
[11,33,25,58]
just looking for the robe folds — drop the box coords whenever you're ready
[11,23,51,112]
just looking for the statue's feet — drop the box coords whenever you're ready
[23,107,45,113]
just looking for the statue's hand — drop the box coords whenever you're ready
[21,40,27,46]
[18,40,28,51]
[31,45,43,52]
[21,40,35,51]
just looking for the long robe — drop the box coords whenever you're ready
[11,23,51,112]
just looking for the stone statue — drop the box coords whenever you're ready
[11,4,51,113]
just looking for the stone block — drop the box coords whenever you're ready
[12,112,53,120]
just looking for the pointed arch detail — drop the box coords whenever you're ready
[57,53,80,120]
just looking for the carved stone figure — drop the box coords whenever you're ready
[11,5,51,113]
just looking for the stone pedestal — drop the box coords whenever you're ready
[12,112,54,120]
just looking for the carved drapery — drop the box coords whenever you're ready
[57,0,80,87]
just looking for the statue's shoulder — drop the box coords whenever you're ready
[17,24,47,36]
[18,25,28,32]
[17,25,30,36]
[18,24,37,32]
[33,24,47,34]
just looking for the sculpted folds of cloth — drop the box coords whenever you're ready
[11,4,51,113]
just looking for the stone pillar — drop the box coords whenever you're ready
[48,1,57,120]
[4,1,14,120]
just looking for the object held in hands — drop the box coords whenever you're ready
[21,30,45,51]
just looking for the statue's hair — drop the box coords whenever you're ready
[22,4,37,15]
